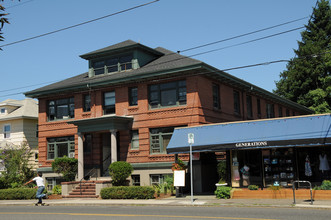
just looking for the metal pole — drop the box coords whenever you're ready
[292,182,296,204]
[190,143,194,204]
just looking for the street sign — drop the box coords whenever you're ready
[188,133,194,144]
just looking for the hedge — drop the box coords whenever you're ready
[0,188,38,200]
[100,186,155,199]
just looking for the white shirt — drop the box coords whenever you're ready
[319,154,330,171]
[33,176,45,187]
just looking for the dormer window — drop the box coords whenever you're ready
[92,54,133,76]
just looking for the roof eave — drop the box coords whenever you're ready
[201,64,313,114]
[24,64,204,99]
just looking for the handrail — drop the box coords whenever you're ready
[292,180,313,205]
[79,167,97,195]
[78,154,113,195]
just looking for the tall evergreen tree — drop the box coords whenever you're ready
[275,0,331,113]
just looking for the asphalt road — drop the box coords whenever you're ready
[0,205,330,220]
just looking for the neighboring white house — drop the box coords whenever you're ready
[0,99,38,170]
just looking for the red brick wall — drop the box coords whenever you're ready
[37,75,305,168]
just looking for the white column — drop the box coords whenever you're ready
[110,130,117,163]
[77,132,84,181]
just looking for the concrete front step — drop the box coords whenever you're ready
[68,181,97,198]
[69,192,96,196]
[72,189,96,193]
[63,195,99,198]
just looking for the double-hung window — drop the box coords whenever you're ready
[83,95,91,112]
[129,87,138,106]
[257,98,261,118]
[233,90,241,115]
[278,106,283,117]
[246,95,253,118]
[149,80,186,109]
[266,103,275,118]
[47,136,75,160]
[104,91,115,114]
[213,84,220,109]
[48,97,74,121]
[131,130,139,150]
[4,124,10,139]
[150,127,174,154]
[150,174,164,185]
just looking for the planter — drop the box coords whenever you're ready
[232,189,331,200]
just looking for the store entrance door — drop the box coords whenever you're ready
[237,149,263,187]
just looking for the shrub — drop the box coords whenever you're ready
[52,157,78,181]
[108,161,133,186]
[248,185,259,190]
[217,160,227,183]
[0,143,35,188]
[100,186,155,199]
[321,180,331,190]
[0,188,37,200]
[52,185,62,195]
[214,186,231,199]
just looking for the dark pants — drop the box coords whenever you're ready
[36,186,46,203]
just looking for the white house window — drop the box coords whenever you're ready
[148,80,186,109]
[150,174,164,185]
[47,136,75,160]
[150,127,174,154]
[131,130,139,150]
[4,124,10,139]
[0,108,5,114]
[131,175,140,186]
[48,97,74,121]
[104,91,115,114]
[92,54,133,75]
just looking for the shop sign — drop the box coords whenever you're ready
[235,141,268,148]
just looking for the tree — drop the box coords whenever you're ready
[0,143,35,188]
[0,1,10,47]
[108,161,133,186]
[52,157,78,181]
[275,0,331,113]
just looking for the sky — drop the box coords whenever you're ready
[0,0,318,101]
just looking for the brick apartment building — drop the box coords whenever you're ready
[25,40,312,191]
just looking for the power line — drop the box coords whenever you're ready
[0,15,315,96]
[187,26,305,58]
[179,17,308,53]
[0,80,59,93]
[5,0,34,9]
[0,25,316,96]
[3,50,330,98]
[0,0,159,48]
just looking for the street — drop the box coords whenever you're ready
[0,205,330,220]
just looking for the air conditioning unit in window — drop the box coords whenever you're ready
[68,152,75,158]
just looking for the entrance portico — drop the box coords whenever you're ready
[68,115,133,180]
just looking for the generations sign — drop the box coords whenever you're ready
[235,141,268,148]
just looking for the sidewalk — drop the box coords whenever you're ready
[0,195,331,209]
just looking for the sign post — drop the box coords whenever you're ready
[188,133,194,204]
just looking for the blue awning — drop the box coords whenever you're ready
[167,114,331,154]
